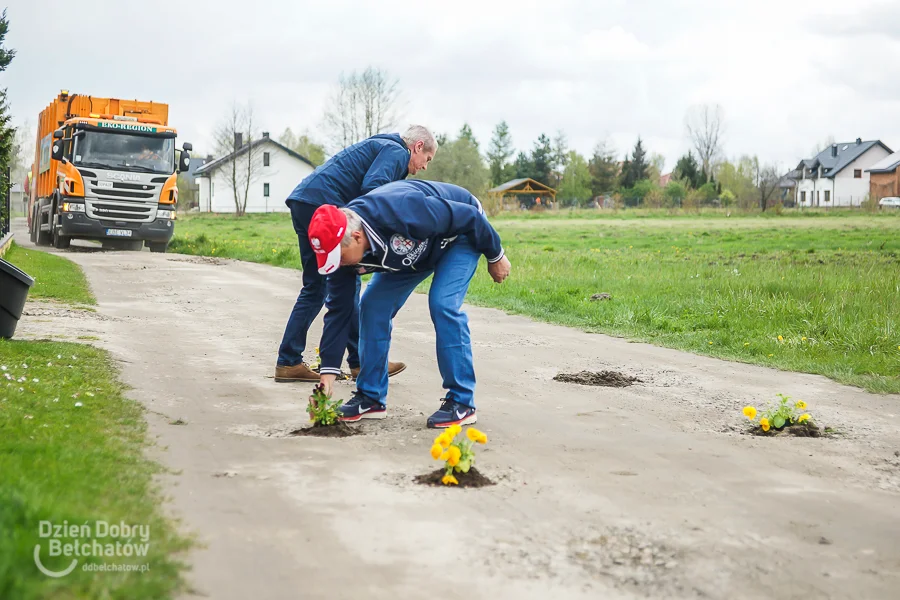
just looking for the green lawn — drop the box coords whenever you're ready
[171,209,900,394]
[0,246,189,599]
[4,244,96,306]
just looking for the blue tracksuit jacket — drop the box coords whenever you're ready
[285,133,410,207]
[317,181,504,375]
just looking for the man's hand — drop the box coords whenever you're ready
[308,373,337,419]
[319,373,337,398]
[488,256,511,283]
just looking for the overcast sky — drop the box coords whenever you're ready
[4,0,899,173]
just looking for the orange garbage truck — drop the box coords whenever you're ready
[27,90,191,251]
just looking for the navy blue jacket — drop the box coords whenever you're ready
[286,134,410,207]
[349,180,503,273]
[317,181,504,376]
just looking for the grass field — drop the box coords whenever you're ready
[0,245,188,599]
[4,244,96,306]
[170,209,900,394]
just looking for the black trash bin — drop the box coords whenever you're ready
[0,256,35,339]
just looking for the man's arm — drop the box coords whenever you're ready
[317,267,359,388]
[360,145,409,194]
[404,196,504,263]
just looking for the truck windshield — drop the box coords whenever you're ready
[74,131,175,174]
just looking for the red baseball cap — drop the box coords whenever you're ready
[308,205,347,275]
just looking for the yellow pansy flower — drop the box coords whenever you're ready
[430,444,443,460]
[743,406,757,420]
[441,474,459,486]
[760,418,770,432]
[447,446,461,467]
[467,428,485,442]
[798,414,810,423]
[795,401,807,410]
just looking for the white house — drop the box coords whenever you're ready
[194,133,316,213]
[794,138,892,207]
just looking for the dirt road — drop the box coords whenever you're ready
[12,220,900,599]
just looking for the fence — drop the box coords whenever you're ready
[1,167,10,238]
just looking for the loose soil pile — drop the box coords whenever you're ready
[289,422,358,438]
[749,422,823,437]
[554,370,642,388]
[415,468,495,488]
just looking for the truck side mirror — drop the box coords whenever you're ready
[51,140,65,161]
[179,150,191,173]
[182,142,193,152]
[53,130,64,139]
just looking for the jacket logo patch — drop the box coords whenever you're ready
[390,234,416,255]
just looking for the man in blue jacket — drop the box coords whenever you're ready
[307,180,511,428]
[275,126,437,383]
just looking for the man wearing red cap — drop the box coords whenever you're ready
[308,180,511,428]
[275,126,437,383]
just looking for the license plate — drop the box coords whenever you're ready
[106,228,132,237]
[96,181,114,189]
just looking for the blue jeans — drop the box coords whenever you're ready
[277,201,360,368]
[356,238,480,408]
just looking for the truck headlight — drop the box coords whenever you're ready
[157,209,176,220]
[61,202,85,213]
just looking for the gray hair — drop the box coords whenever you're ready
[340,208,363,247]
[401,125,437,153]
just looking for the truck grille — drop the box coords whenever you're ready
[86,180,161,222]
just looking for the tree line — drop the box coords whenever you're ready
[199,67,785,215]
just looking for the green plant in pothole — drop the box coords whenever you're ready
[307,383,342,426]
[742,393,817,435]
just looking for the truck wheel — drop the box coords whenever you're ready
[52,227,71,249]
[148,242,168,253]
[35,201,52,246]
[29,208,38,243]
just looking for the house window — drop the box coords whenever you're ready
[854,169,862,178]
[800,191,806,203]
[824,190,830,202]
[264,152,270,167]
[263,183,270,197]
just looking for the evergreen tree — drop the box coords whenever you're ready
[530,133,553,185]
[0,9,17,228]
[514,151,533,180]
[486,121,515,186]
[673,151,704,189]
[588,140,619,196]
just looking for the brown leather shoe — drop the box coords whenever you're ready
[274,363,320,382]
[349,361,407,380]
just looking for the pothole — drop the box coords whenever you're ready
[414,467,495,488]
[554,370,642,387]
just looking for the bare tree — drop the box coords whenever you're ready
[752,157,782,212]
[685,104,725,180]
[810,134,836,156]
[322,67,404,151]
[213,102,262,217]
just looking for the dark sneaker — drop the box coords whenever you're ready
[338,392,387,422]
[426,398,477,429]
